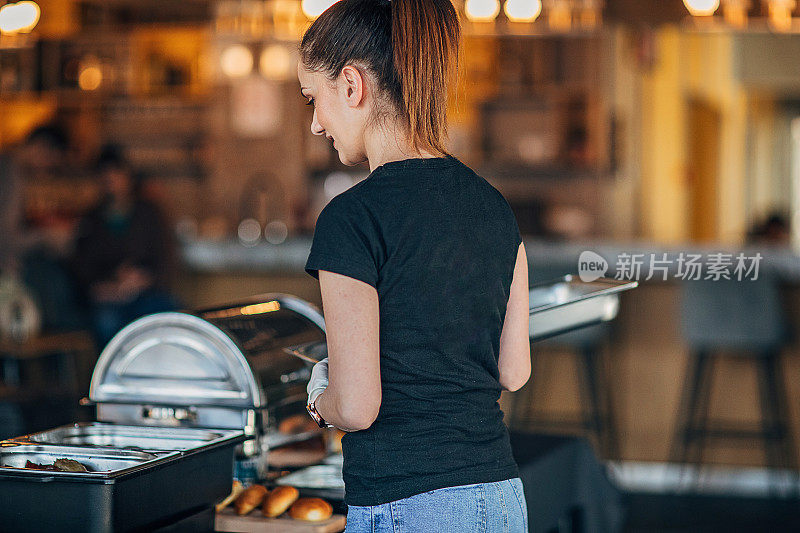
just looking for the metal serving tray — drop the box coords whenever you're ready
[24,422,230,452]
[529,275,637,341]
[0,444,166,474]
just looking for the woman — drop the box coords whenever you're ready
[299,0,531,530]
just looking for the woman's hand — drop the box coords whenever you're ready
[307,357,329,404]
[313,270,381,432]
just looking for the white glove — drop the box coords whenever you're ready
[307,357,329,405]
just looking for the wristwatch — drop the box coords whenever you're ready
[306,398,334,428]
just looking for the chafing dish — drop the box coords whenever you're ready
[0,293,326,532]
[88,294,326,465]
[0,432,243,532]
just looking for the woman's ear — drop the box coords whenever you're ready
[340,65,365,108]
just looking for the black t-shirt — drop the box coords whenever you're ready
[305,155,522,506]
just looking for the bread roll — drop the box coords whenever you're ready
[288,497,333,522]
[234,484,268,515]
[262,485,299,517]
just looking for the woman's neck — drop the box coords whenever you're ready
[364,120,442,172]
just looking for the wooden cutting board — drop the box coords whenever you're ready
[215,508,346,533]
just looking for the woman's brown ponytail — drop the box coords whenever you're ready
[392,0,460,156]
[300,0,461,156]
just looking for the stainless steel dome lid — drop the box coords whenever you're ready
[89,294,326,410]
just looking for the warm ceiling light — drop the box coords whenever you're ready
[683,0,720,16]
[301,0,338,20]
[504,0,542,22]
[0,1,40,34]
[220,45,254,78]
[17,1,39,32]
[259,44,293,81]
[465,0,501,22]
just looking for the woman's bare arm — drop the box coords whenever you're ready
[313,270,382,432]
[498,242,531,392]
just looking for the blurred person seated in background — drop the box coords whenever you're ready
[0,123,86,333]
[72,145,179,349]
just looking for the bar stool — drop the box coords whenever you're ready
[671,276,797,488]
[509,266,619,459]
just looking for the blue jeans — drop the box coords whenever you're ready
[345,477,528,532]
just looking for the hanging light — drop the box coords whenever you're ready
[504,0,542,22]
[683,0,720,16]
[301,0,338,20]
[0,1,40,34]
[767,0,795,31]
[220,44,254,78]
[465,0,501,22]
[722,0,749,28]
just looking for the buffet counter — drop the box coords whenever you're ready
[180,237,800,281]
[176,238,800,470]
